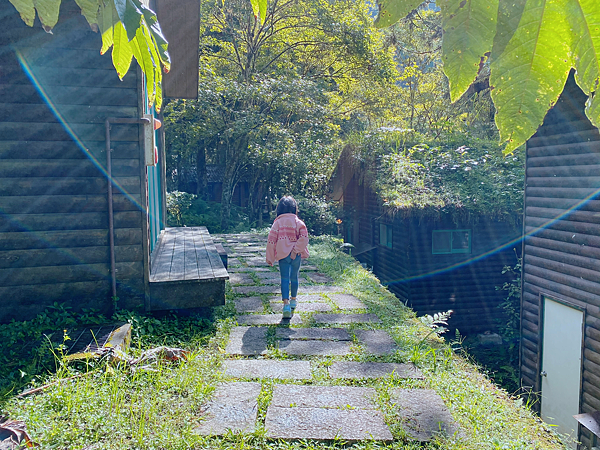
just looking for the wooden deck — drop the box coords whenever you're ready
[149,227,228,310]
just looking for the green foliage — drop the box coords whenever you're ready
[295,196,342,236]
[166,191,251,233]
[349,131,524,221]
[8,0,170,110]
[376,0,600,153]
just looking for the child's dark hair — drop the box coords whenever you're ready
[276,196,298,217]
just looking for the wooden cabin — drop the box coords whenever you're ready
[332,147,522,334]
[0,0,227,324]
[519,73,600,447]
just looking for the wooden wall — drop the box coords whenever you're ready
[342,174,522,333]
[520,75,600,446]
[0,0,147,322]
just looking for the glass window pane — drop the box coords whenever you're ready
[453,230,470,252]
[432,231,451,253]
[380,223,387,247]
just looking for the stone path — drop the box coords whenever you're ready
[201,233,458,443]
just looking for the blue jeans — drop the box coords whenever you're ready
[278,252,302,300]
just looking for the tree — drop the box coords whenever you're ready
[375,0,600,153]
[7,0,171,110]
[165,0,398,230]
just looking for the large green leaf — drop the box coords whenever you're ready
[374,0,424,28]
[138,1,171,70]
[490,0,572,154]
[568,0,600,128]
[113,0,142,41]
[33,0,62,30]
[74,0,100,28]
[440,0,498,102]
[131,25,156,106]
[490,0,527,61]
[98,0,118,54]
[249,0,267,24]
[112,20,134,78]
[7,0,36,26]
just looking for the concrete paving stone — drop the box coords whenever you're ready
[223,359,312,380]
[355,330,397,355]
[275,327,351,341]
[271,385,378,409]
[228,252,263,258]
[234,285,281,295]
[329,294,366,310]
[196,382,261,435]
[306,272,334,283]
[265,407,393,441]
[233,246,265,252]
[225,326,268,356]
[236,314,303,326]
[312,313,381,324]
[228,258,242,266]
[228,273,255,286]
[329,362,424,380]
[269,294,325,303]
[276,339,352,356]
[229,267,271,272]
[246,260,271,267]
[270,301,332,313]
[233,297,264,314]
[301,265,319,271]
[256,272,281,282]
[301,285,344,294]
[389,389,459,441]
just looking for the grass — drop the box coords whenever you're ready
[0,234,568,449]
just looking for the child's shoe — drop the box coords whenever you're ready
[282,303,292,319]
[290,298,297,311]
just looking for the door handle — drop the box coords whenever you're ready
[540,371,547,377]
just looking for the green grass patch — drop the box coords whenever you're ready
[1,235,567,449]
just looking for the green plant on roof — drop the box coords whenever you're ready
[375,0,600,154]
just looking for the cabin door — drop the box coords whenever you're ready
[540,295,584,446]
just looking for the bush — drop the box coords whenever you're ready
[166,191,252,233]
[295,197,341,236]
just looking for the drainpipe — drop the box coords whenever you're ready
[105,117,151,302]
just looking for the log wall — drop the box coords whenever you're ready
[0,0,147,322]
[521,74,600,444]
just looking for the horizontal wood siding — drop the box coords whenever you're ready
[407,217,521,334]
[521,74,600,428]
[0,1,145,322]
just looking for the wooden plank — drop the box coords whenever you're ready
[184,228,199,281]
[168,229,186,281]
[0,141,140,160]
[526,196,600,212]
[0,104,138,124]
[528,152,600,167]
[0,122,139,142]
[0,211,140,232]
[526,186,600,200]
[192,228,213,281]
[526,177,600,188]
[0,67,136,89]
[525,236,600,260]
[525,246,600,273]
[523,275,600,308]
[150,230,176,282]
[201,227,229,278]
[0,159,140,178]
[0,228,142,250]
[528,129,600,148]
[527,164,600,178]
[525,226,600,248]
[528,140,600,157]
[0,194,140,214]
[4,47,118,70]
[0,177,141,196]
[526,206,600,224]
[0,84,137,107]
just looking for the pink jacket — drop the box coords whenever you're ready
[266,213,309,265]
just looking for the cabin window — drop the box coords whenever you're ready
[432,229,471,254]
[379,223,393,249]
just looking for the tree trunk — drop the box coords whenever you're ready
[196,139,207,200]
[220,135,248,231]
[176,152,183,191]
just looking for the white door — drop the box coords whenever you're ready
[541,296,584,446]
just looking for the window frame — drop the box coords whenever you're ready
[432,229,471,254]
[379,223,393,249]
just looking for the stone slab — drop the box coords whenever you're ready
[236,314,303,326]
[271,385,378,409]
[234,285,281,295]
[257,272,281,280]
[329,294,366,310]
[223,360,312,380]
[265,407,393,441]
[233,246,265,252]
[329,362,424,380]
[355,330,397,355]
[312,314,381,324]
[196,382,261,435]
[269,295,325,303]
[301,286,344,294]
[276,339,352,356]
[233,297,264,314]
[301,265,318,271]
[270,301,332,313]
[229,267,271,272]
[225,326,268,356]
[389,389,459,441]
[228,258,242,266]
[307,273,334,283]
[228,273,255,286]
[275,327,351,341]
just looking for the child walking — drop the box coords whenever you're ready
[266,196,309,318]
